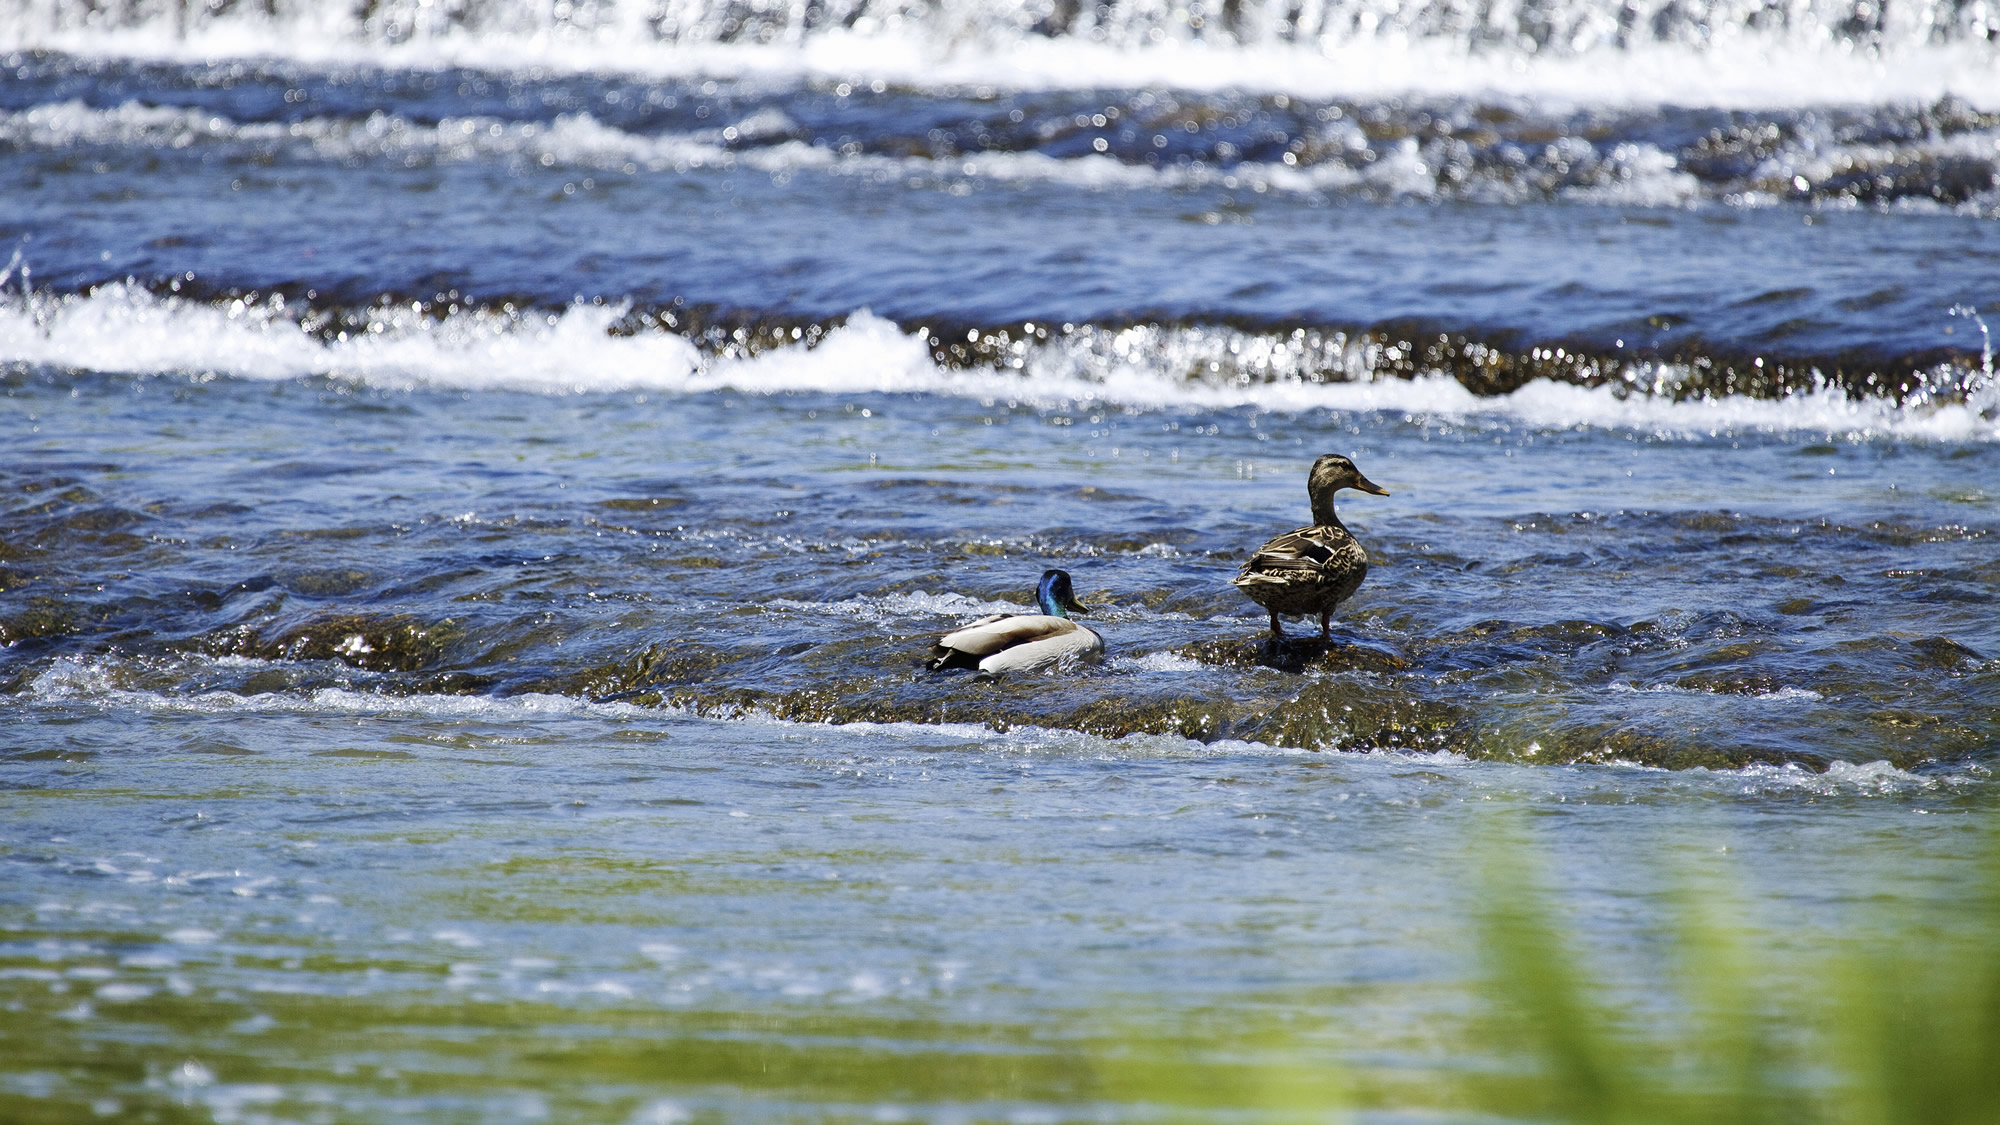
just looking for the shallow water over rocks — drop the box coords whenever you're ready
[6,372,1996,771]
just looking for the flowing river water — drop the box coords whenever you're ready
[3,0,2000,1118]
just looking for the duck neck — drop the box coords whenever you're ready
[1310,492,1347,532]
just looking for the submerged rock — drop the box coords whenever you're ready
[1249,679,1468,754]
[201,612,468,674]
[0,597,78,647]
[1176,635,1410,675]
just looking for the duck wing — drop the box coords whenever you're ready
[975,623,1104,675]
[1236,526,1345,579]
[933,613,1098,671]
[927,613,1009,670]
[935,613,1075,656]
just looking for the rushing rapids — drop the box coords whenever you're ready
[4,0,1999,55]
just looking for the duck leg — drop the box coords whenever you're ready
[1319,612,1331,640]
[1268,610,1284,638]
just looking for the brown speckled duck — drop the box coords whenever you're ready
[1232,454,1390,639]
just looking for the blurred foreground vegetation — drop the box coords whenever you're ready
[1464,822,2000,1125]
[3,821,1997,1124]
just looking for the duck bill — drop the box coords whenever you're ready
[1354,473,1391,497]
[1058,593,1092,616]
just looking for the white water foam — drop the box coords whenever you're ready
[7,11,2000,111]
[763,590,1029,622]
[5,285,1996,439]
[3,99,1982,215]
[0,100,1707,208]
[25,655,653,721]
[0,281,706,392]
[1611,681,1825,703]
[1703,758,1978,796]
[1111,650,1211,673]
[20,653,1231,758]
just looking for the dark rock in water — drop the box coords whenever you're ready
[598,496,688,512]
[201,613,469,674]
[1489,719,1757,771]
[577,642,1273,742]
[13,484,99,516]
[993,690,1266,742]
[1860,710,1990,764]
[1909,636,1984,669]
[565,641,781,702]
[1673,670,1792,696]
[1176,635,1411,675]
[57,506,147,533]
[740,681,1268,743]
[1249,680,1468,754]
[278,525,377,541]
[0,598,79,647]
[280,568,378,597]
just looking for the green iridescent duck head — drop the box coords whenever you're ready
[1036,569,1091,618]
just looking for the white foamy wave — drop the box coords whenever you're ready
[1032,339,2000,442]
[4,286,1996,440]
[0,100,747,175]
[1487,377,2000,443]
[1585,754,1989,797]
[25,656,651,720]
[1610,681,1825,703]
[0,282,705,391]
[763,590,1029,622]
[0,101,1550,205]
[8,6,2000,111]
[1111,651,1210,673]
[1708,758,1977,796]
[1332,744,1986,797]
[0,101,1968,214]
[0,283,934,395]
[1557,142,1703,208]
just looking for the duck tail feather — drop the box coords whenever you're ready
[927,647,984,673]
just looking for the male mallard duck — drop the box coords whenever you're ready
[929,569,1104,674]
[1232,454,1389,639]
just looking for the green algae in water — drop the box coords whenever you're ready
[6,823,1999,1123]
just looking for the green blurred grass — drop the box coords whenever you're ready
[1468,819,2000,1125]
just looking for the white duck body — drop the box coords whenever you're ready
[935,613,1104,675]
[929,569,1104,675]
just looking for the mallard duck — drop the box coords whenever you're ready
[1232,454,1389,639]
[929,569,1104,674]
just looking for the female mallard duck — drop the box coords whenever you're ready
[1232,454,1389,639]
[929,569,1104,675]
